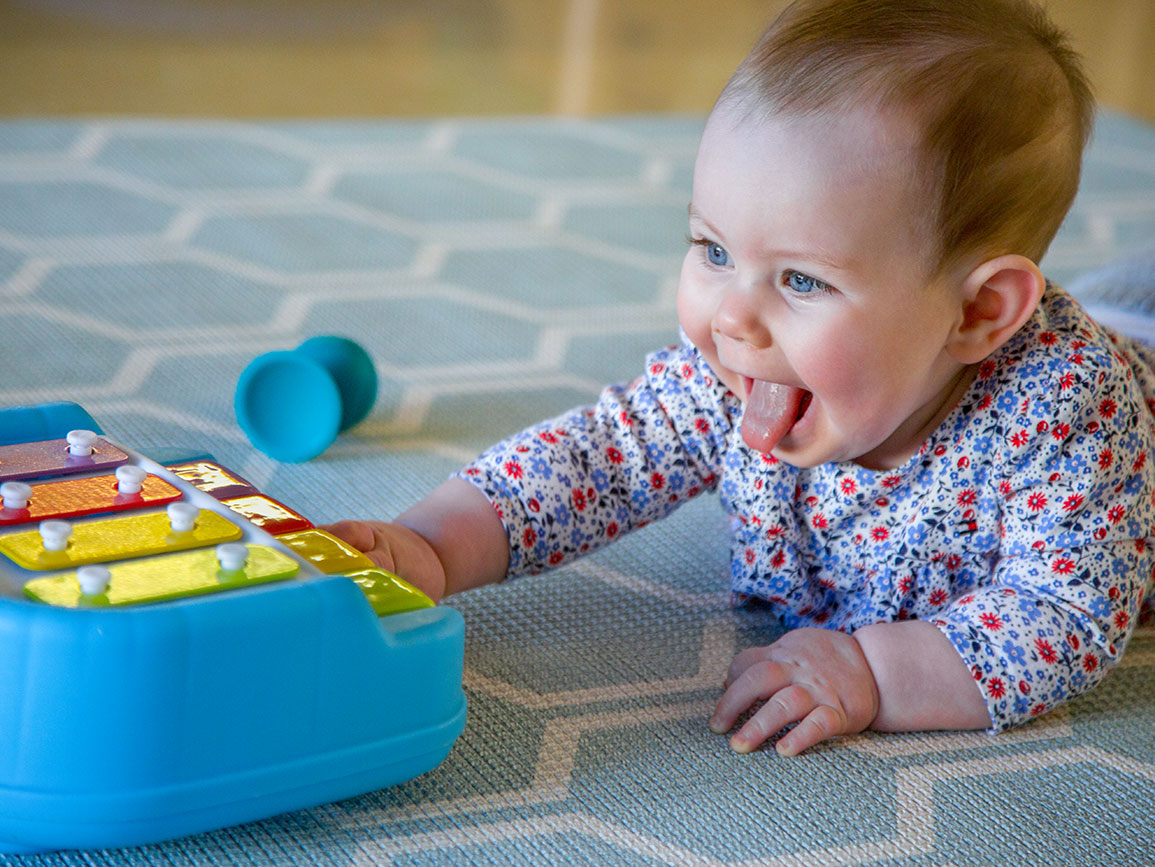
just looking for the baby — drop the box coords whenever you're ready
[326,0,1155,756]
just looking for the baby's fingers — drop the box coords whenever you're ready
[729,683,816,754]
[321,520,375,552]
[774,704,845,757]
[723,645,776,689]
[709,659,795,742]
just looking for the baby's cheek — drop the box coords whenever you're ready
[676,291,712,350]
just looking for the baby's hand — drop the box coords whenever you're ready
[708,628,879,756]
[321,519,447,602]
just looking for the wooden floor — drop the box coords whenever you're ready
[1,0,1153,121]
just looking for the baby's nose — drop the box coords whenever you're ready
[713,285,772,349]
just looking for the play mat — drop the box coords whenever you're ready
[1,109,1154,865]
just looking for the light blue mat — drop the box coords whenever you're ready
[1,110,1154,866]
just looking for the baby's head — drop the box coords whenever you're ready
[720,0,1094,276]
[678,0,1095,470]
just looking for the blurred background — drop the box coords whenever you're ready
[1,0,1153,121]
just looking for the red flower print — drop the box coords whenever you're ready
[1035,638,1057,663]
[1082,654,1098,673]
[1051,423,1069,440]
[980,360,997,379]
[695,418,710,433]
[958,489,977,506]
[1011,430,1029,447]
[987,678,1006,698]
[841,478,857,495]
[871,527,888,542]
[549,551,564,566]
[1062,494,1084,512]
[1030,704,1048,716]
[766,525,784,539]
[504,460,523,479]
[1098,449,1113,470]
[572,488,586,511]
[1059,372,1076,389]
[945,554,962,570]
[883,475,901,488]
[980,612,1003,630]
[651,472,665,490]
[1114,611,1129,630]
[1052,557,1076,575]
[1027,492,1047,511]
[977,394,993,410]
[1108,504,1125,524]
[606,522,619,538]
[650,363,665,375]
[539,431,557,443]
[929,588,949,606]
[813,513,828,529]
[606,447,624,464]
[745,548,755,564]
[771,550,786,568]
[523,528,536,547]
[1099,398,1118,418]
[1039,331,1057,344]
[1135,452,1148,471]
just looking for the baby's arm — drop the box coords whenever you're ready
[324,477,509,602]
[708,621,989,756]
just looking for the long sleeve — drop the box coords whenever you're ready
[932,318,1155,729]
[457,341,737,576]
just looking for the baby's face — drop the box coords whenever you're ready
[678,104,973,470]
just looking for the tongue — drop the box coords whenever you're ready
[740,380,806,453]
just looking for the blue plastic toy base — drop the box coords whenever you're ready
[0,402,465,853]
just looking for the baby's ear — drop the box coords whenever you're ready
[946,254,1045,364]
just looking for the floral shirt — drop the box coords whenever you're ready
[458,286,1155,731]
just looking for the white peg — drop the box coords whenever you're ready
[77,565,111,596]
[167,501,199,533]
[39,520,72,552]
[66,429,98,456]
[216,543,248,574]
[1,481,32,510]
[115,465,147,495]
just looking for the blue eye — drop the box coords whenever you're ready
[705,242,730,267]
[785,270,831,295]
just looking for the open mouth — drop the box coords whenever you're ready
[740,377,813,453]
[795,390,813,422]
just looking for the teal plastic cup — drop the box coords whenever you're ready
[235,336,377,462]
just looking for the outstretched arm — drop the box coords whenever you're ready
[709,621,989,756]
[323,477,509,602]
